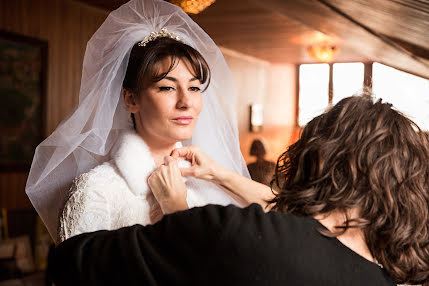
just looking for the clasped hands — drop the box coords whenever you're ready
[147,145,220,216]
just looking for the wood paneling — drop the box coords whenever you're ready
[191,0,365,64]
[0,0,108,133]
[0,172,31,209]
[76,0,429,79]
[258,0,429,78]
[324,0,429,51]
[0,0,108,209]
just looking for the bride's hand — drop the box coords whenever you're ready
[170,145,225,184]
[147,156,188,215]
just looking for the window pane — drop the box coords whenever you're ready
[373,63,429,130]
[299,64,329,126]
[332,62,364,105]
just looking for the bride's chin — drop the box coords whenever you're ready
[168,131,193,142]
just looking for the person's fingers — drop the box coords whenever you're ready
[163,155,175,165]
[171,145,199,160]
[147,171,156,186]
[180,168,191,177]
[180,166,199,177]
[170,148,181,159]
[170,147,190,159]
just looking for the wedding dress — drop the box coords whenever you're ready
[58,131,237,242]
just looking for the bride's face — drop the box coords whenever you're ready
[130,58,203,145]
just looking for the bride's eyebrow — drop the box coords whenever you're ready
[163,76,177,82]
[163,76,200,82]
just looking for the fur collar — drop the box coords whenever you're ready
[111,130,189,196]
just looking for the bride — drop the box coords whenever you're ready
[25,0,249,244]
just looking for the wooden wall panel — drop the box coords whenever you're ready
[1,0,108,135]
[0,0,108,209]
[260,0,429,79]
[0,173,31,209]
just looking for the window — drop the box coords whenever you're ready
[298,64,329,126]
[297,62,429,131]
[332,63,364,105]
[373,63,429,130]
[298,62,365,126]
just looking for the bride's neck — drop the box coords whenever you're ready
[137,131,176,166]
[150,145,176,166]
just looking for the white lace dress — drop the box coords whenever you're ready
[57,130,239,243]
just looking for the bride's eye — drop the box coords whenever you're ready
[189,86,201,92]
[158,86,175,91]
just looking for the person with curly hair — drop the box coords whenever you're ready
[51,94,429,286]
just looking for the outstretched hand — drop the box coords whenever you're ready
[147,156,188,215]
[170,145,224,183]
[172,145,274,209]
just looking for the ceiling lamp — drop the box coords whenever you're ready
[170,0,216,14]
[307,43,338,62]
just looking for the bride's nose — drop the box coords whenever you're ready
[176,88,191,109]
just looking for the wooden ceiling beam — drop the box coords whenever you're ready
[252,0,429,79]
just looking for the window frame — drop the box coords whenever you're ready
[295,61,373,127]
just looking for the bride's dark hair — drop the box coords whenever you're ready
[270,94,429,284]
[122,37,211,129]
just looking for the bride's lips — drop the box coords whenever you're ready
[172,116,194,125]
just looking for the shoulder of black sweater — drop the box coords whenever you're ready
[53,202,311,259]
[50,204,311,286]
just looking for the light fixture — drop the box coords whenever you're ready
[249,103,263,132]
[307,43,338,62]
[170,0,216,14]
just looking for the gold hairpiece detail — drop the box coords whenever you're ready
[138,27,181,47]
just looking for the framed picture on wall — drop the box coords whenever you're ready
[0,30,47,171]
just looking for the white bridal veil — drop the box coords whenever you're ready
[25,0,250,239]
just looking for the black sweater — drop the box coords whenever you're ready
[52,203,395,286]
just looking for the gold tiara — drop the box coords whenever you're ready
[138,27,181,47]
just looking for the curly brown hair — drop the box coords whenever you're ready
[270,95,429,284]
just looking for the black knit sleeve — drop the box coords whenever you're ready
[51,204,244,286]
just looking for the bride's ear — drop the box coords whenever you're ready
[123,89,139,113]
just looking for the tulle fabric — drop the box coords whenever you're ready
[25,0,250,240]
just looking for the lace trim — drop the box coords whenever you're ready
[57,172,92,243]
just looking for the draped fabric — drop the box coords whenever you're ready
[25,0,249,240]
